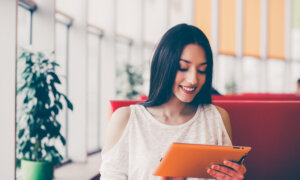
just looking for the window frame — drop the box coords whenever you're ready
[55,10,73,162]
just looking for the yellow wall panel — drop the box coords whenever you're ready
[219,0,236,55]
[243,0,260,58]
[268,0,285,59]
[194,0,211,43]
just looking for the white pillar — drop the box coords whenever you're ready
[164,0,170,29]
[0,0,17,179]
[211,0,220,90]
[32,0,55,50]
[187,0,195,25]
[284,0,292,93]
[68,0,88,162]
[132,0,145,67]
[99,0,117,147]
[235,0,244,93]
[260,0,268,92]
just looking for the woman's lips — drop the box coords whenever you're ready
[179,85,196,94]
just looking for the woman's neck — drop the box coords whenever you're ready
[147,95,197,125]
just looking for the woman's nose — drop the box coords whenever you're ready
[186,69,198,85]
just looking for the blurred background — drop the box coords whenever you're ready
[1,0,300,179]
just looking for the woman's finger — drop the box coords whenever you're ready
[224,160,247,174]
[207,168,232,180]
[210,164,244,179]
[162,177,185,180]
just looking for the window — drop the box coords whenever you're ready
[242,57,261,92]
[267,59,285,93]
[55,10,73,160]
[16,1,37,178]
[17,0,37,46]
[142,43,156,95]
[17,6,31,46]
[216,55,237,94]
[87,25,103,153]
[115,37,134,99]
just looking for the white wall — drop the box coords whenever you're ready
[67,0,88,162]
[0,0,17,179]
[98,0,117,147]
[32,0,55,50]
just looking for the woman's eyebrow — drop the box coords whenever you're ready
[179,59,191,63]
[179,59,207,65]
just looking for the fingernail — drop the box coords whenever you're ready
[211,165,217,169]
[224,160,230,165]
[207,168,211,173]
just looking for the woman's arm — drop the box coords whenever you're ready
[216,106,232,141]
[102,107,131,154]
[100,107,131,180]
[208,106,246,179]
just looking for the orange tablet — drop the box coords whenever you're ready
[154,143,251,178]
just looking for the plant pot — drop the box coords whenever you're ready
[21,159,54,180]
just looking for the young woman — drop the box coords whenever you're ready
[100,24,246,180]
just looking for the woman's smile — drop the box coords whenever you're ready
[179,85,197,94]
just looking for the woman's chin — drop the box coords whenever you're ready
[177,97,194,103]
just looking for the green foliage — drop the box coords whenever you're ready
[225,77,237,94]
[116,63,144,99]
[17,48,73,167]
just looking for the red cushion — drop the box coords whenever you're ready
[212,94,300,101]
[214,100,300,179]
[109,100,300,179]
[109,100,142,119]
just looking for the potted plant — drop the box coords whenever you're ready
[116,62,144,99]
[17,48,73,180]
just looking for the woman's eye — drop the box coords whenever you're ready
[197,70,206,74]
[178,67,188,71]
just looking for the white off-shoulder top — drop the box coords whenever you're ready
[100,104,232,180]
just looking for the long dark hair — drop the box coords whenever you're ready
[141,24,213,107]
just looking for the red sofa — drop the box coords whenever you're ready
[212,93,300,101]
[109,100,300,180]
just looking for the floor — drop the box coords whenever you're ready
[54,153,101,180]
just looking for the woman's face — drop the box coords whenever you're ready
[172,44,207,103]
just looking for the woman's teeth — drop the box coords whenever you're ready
[182,86,196,92]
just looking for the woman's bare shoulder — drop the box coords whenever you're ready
[102,106,131,154]
[215,105,232,140]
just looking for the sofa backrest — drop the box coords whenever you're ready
[213,100,300,180]
[212,94,300,101]
[109,100,300,179]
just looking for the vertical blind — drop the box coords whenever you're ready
[194,0,211,43]
[268,0,285,59]
[243,0,260,57]
[194,0,286,60]
[219,0,236,55]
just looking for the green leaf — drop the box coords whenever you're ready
[21,140,32,154]
[41,59,49,64]
[62,94,73,111]
[37,128,47,140]
[55,101,63,110]
[59,135,66,146]
[48,72,61,84]
[23,96,29,104]
[17,83,27,94]
[51,62,59,67]
[50,81,59,98]
[52,106,59,115]
[18,129,25,139]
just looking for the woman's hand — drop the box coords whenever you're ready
[207,160,246,180]
[161,177,185,180]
